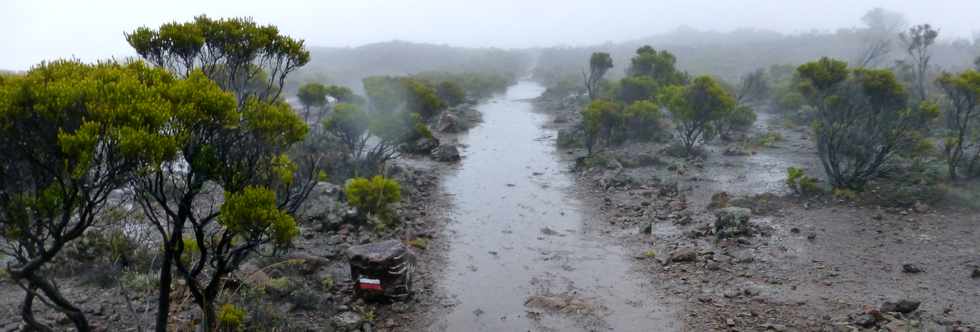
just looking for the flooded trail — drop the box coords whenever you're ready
[430,81,677,331]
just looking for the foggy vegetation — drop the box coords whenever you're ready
[1,3,979,332]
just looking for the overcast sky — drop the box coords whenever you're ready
[2,0,978,70]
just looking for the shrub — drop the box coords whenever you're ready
[581,99,624,154]
[718,105,757,140]
[408,238,429,250]
[786,167,821,196]
[345,176,402,219]
[662,76,736,155]
[796,58,939,189]
[217,304,246,331]
[623,100,665,141]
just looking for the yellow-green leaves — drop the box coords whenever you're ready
[796,57,849,92]
[242,98,308,146]
[345,176,402,217]
[219,186,298,247]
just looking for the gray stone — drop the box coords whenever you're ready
[437,112,461,133]
[669,248,698,263]
[432,144,461,162]
[331,311,364,331]
[880,300,920,314]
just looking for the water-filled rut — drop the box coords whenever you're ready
[430,81,677,331]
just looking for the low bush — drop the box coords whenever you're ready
[345,176,402,220]
[217,303,246,331]
[786,167,821,196]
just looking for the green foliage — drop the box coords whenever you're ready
[297,82,328,121]
[320,275,335,291]
[936,70,980,180]
[220,186,299,248]
[126,15,310,101]
[401,78,447,119]
[414,71,512,100]
[585,52,614,100]
[752,130,784,147]
[627,46,688,86]
[362,76,448,118]
[127,16,313,332]
[581,99,624,154]
[437,81,466,106]
[0,59,230,331]
[663,76,736,154]
[217,303,247,331]
[623,100,664,141]
[297,83,328,109]
[345,176,402,218]
[618,76,659,104]
[718,105,757,140]
[408,238,429,250]
[786,167,821,196]
[796,58,938,189]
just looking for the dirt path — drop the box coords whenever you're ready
[420,81,679,331]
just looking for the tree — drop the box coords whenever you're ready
[126,15,309,104]
[126,16,313,331]
[718,105,757,141]
[735,69,770,106]
[663,76,735,154]
[581,99,624,154]
[936,70,980,179]
[627,46,688,86]
[899,24,939,101]
[797,57,939,189]
[324,104,424,176]
[856,8,906,68]
[618,76,659,104]
[401,78,446,119]
[297,82,328,122]
[0,60,211,332]
[584,52,613,100]
[974,56,980,71]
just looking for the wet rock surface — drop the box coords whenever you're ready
[536,92,980,331]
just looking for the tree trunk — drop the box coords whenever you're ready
[200,298,217,332]
[21,290,53,332]
[155,247,174,332]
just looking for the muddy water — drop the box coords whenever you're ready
[431,81,676,331]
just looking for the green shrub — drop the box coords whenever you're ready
[718,105,757,140]
[408,238,429,250]
[623,100,665,141]
[321,276,335,291]
[345,176,402,218]
[753,130,784,147]
[786,167,821,195]
[217,303,246,331]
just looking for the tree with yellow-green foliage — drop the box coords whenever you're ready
[797,57,938,189]
[581,99,624,155]
[126,16,313,331]
[936,70,980,179]
[662,76,735,155]
[0,60,216,332]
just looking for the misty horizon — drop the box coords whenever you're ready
[3,0,979,70]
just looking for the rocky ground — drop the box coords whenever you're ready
[535,95,980,332]
[0,103,482,332]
